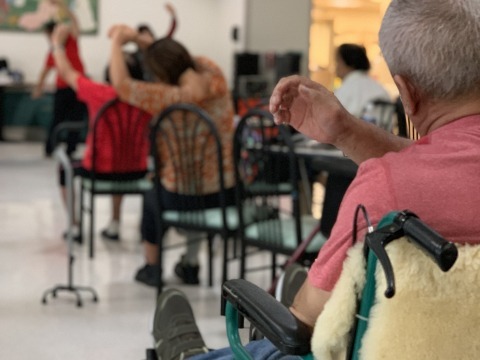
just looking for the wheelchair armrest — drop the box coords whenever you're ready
[222,279,311,355]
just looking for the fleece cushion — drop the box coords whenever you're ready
[312,238,480,360]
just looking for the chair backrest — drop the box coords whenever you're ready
[360,99,397,133]
[82,98,152,179]
[312,238,480,360]
[395,97,420,140]
[151,103,228,218]
[233,108,303,249]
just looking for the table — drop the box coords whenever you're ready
[0,83,53,141]
[293,141,358,178]
[292,140,358,237]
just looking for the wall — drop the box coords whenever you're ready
[245,0,311,76]
[0,0,246,87]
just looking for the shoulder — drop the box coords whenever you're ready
[194,56,223,75]
[77,76,117,103]
[341,156,397,221]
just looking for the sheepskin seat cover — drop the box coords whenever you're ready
[312,238,480,360]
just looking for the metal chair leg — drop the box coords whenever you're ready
[79,181,85,243]
[208,233,214,287]
[89,190,94,259]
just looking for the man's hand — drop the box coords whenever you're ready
[108,24,138,46]
[165,2,176,15]
[269,75,351,145]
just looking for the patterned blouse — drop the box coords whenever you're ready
[115,56,235,194]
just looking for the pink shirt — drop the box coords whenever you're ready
[309,114,480,291]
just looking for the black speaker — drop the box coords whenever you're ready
[0,58,8,70]
[234,52,259,77]
[275,52,302,82]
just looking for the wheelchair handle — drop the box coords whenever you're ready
[394,211,458,272]
[365,210,458,298]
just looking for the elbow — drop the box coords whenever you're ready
[108,70,126,92]
[111,80,129,102]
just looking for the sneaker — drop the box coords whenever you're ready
[278,263,308,308]
[174,260,200,285]
[101,228,119,241]
[135,264,162,287]
[153,289,208,360]
[63,227,82,244]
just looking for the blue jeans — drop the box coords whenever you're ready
[189,339,303,360]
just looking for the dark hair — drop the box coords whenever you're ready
[337,44,371,71]
[137,24,155,37]
[104,52,144,83]
[43,20,57,35]
[144,37,195,85]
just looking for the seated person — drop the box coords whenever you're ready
[107,26,236,286]
[51,24,151,243]
[148,0,480,358]
[334,43,391,119]
[134,3,177,82]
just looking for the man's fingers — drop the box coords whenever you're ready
[272,109,291,125]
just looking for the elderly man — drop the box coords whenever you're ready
[151,0,480,358]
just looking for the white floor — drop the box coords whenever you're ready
[0,142,274,360]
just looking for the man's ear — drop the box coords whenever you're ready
[393,75,419,117]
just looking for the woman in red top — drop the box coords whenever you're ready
[33,0,87,157]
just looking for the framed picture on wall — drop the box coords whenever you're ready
[0,0,99,34]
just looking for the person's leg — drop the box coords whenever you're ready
[174,231,203,285]
[172,188,236,285]
[190,340,302,360]
[64,88,87,156]
[101,195,123,240]
[135,189,162,287]
[153,288,299,360]
[58,161,83,243]
[136,187,237,287]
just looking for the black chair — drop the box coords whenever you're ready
[233,109,328,282]
[360,98,397,133]
[395,97,420,140]
[151,103,238,292]
[79,98,153,258]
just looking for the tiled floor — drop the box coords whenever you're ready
[0,142,274,360]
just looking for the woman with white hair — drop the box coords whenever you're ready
[151,0,480,358]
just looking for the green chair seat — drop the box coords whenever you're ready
[246,181,293,195]
[244,215,327,253]
[163,204,264,231]
[81,177,153,193]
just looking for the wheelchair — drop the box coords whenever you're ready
[222,210,480,359]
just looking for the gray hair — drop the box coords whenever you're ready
[379,0,480,101]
